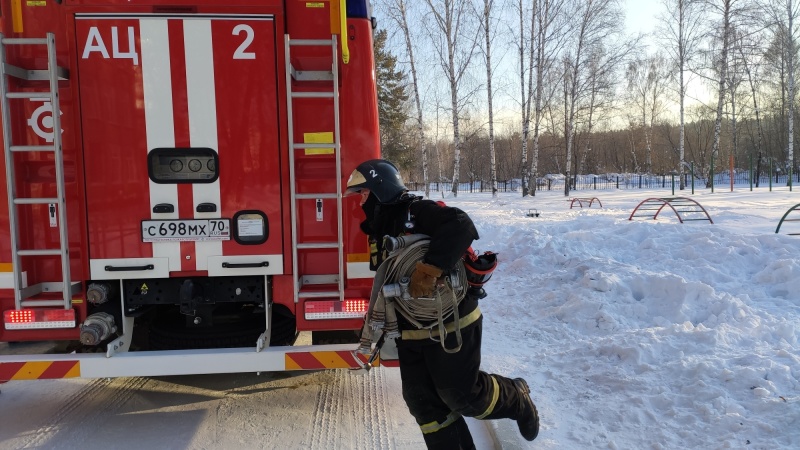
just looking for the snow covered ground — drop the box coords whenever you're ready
[452,187,800,449]
[1,187,798,449]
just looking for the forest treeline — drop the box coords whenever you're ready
[372,0,800,196]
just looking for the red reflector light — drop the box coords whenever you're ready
[4,308,76,330]
[304,299,369,320]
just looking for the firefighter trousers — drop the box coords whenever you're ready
[397,315,525,450]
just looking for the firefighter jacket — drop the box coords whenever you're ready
[360,193,481,334]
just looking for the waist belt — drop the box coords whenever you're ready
[401,307,482,340]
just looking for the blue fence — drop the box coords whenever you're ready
[407,172,800,194]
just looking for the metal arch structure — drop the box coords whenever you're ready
[628,197,714,224]
[775,203,800,235]
[569,197,603,209]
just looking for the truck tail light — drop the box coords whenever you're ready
[4,309,76,330]
[304,299,368,320]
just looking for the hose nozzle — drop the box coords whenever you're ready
[382,277,411,300]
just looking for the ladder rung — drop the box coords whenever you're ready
[298,291,342,299]
[20,281,82,297]
[297,242,339,249]
[296,193,337,200]
[289,39,334,46]
[10,145,56,152]
[14,197,59,204]
[18,249,63,256]
[20,300,68,308]
[292,70,334,82]
[293,143,338,149]
[291,92,334,99]
[3,64,69,81]
[2,37,48,45]
[6,91,52,99]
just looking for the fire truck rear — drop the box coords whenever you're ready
[0,0,386,381]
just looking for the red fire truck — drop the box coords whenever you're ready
[0,0,390,381]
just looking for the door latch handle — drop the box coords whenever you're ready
[153,203,174,213]
[196,203,217,213]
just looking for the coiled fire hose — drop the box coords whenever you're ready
[357,234,468,361]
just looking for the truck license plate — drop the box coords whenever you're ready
[141,219,231,242]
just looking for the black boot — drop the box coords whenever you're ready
[513,378,539,441]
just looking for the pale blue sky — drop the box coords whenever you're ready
[625,0,662,37]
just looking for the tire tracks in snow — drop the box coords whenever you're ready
[21,376,148,449]
[309,369,392,450]
[360,368,392,449]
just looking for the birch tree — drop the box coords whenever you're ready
[737,37,766,185]
[767,0,800,186]
[626,54,668,174]
[385,0,430,197]
[514,0,537,197]
[530,0,569,196]
[783,0,797,187]
[658,0,704,189]
[562,0,625,196]
[481,0,499,197]
[423,0,480,197]
[706,0,739,187]
[705,0,757,188]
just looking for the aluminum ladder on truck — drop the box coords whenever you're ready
[284,35,345,304]
[0,33,78,310]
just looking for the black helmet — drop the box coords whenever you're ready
[345,159,407,203]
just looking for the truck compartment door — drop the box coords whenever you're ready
[76,15,284,277]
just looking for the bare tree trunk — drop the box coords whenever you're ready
[710,0,732,189]
[561,0,626,196]
[531,0,567,196]
[565,57,576,197]
[423,0,478,198]
[731,82,737,173]
[483,0,498,197]
[660,0,704,190]
[739,39,763,187]
[391,0,429,197]
[531,0,543,197]
[788,0,795,187]
[644,99,653,173]
[517,0,535,197]
[680,62,687,188]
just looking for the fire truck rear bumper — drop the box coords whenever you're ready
[0,343,398,381]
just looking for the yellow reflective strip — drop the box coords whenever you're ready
[402,307,482,340]
[419,420,440,434]
[285,355,302,371]
[11,361,51,380]
[347,253,369,263]
[329,0,340,34]
[0,263,13,272]
[303,132,334,155]
[11,0,23,33]
[420,412,460,434]
[475,376,500,419]
[311,351,350,368]
[339,0,349,64]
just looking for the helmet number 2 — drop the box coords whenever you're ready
[370,169,377,178]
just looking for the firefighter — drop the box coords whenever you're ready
[345,159,539,449]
